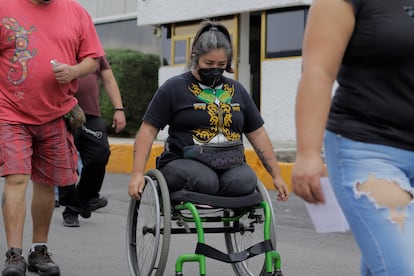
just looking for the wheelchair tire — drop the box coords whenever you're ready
[126,169,171,276]
[224,180,278,276]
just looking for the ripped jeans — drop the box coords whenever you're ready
[324,130,414,276]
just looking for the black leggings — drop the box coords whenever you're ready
[159,159,257,196]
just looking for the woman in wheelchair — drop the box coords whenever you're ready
[127,20,289,202]
[127,20,289,276]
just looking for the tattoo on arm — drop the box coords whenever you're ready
[257,149,273,175]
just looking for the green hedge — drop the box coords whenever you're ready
[99,48,161,137]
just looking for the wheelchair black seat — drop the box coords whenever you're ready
[169,190,262,209]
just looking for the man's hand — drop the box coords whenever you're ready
[52,61,76,84]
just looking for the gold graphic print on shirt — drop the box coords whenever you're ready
[189,82,241,142]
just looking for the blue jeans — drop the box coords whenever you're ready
[324,130,414,276]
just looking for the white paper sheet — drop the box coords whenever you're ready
[304,177,350,233]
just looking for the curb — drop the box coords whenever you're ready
[106,143,294,192]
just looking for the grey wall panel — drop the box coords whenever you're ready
[76,0,136,19]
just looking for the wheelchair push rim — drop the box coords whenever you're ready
[126,169,171,276]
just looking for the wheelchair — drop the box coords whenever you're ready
[126,169,284,276]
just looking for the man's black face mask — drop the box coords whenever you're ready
[198,68,225,87]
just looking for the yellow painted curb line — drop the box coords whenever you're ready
[107,144,293,192]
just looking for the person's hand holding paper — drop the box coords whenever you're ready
[304,177,350,233]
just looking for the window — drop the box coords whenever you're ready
[173,40,187,64]
[95,19,160,56]
[265,6,309,58]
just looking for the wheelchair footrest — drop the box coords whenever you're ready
[195,240,273,263]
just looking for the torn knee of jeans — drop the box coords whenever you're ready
[354,174,413,232]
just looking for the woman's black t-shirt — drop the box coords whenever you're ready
[327,0,414,150]
[143,71,264,167]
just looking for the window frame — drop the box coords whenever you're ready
[262,6,309,60]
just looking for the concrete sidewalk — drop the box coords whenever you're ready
[106,137,296,191]
[0,174,360,276]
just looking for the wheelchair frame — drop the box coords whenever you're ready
[127,169,283,276]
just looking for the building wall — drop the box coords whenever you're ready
[261,58,301,142]
[137,0,311,25]
[77,0,312,143]
[135,0,311,143]
[77,0,137,21]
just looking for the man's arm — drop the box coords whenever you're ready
[53,57,98,84]
[101,67,126,133]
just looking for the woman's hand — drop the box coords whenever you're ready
[273,175,289,202]
[128,172,146,200]
[127,122,159,200]
[291,154,327,204]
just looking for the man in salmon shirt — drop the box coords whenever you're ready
[0,0,104,275]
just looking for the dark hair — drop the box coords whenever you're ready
[189,20,234,73]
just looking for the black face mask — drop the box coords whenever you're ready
[198,68,225,87]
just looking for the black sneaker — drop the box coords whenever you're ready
[2,248,26,276]
[62,213,79,228]
[27,246,60,276]
[63,204,90,219]
[89,196,108,211]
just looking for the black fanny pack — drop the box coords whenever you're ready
[183,140,245,170]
